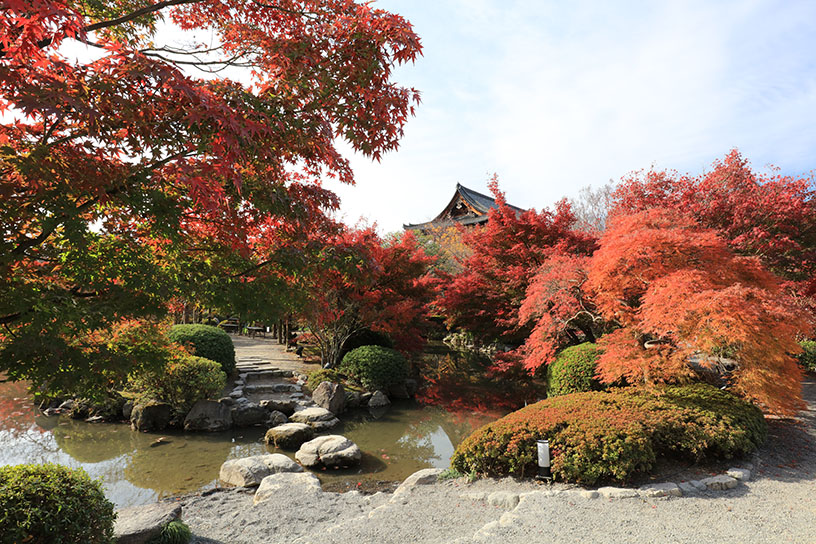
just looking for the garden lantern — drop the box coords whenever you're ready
[536,439,552,480]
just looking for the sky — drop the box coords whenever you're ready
[319,0,816,233]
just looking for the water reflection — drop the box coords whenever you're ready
[0,381,500,508]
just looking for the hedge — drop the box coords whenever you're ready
[168,324,235,374]
[129,354,226,417]
[451,383,766,485]
[546,342,602,397]
[340,345,409,391]
[0,464,116,544]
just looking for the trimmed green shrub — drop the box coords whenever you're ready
[168,324,235,374]
[451,383,766,485]
[129,355,226,416]
[339,328,394,360]
[546,342,602,397]
[146,520,192,544]
[340,345,409,391]
[306,368,345,391]
[798,339,816,372]
[0,464,116,544]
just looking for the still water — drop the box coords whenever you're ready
[0,381,501,508]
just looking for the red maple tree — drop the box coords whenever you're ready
[436,176,597,345]
[296,227,437,367]
[0,1,422,393]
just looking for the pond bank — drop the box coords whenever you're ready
[0,338,505,508]
[169,375,816,543]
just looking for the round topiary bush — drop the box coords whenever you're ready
[340,345,409,391]
[339,328,394,361]
[451,383,766,485]
[168,324,235,374]
[546,342,602,397]
[0,464,116,544]
[129,355,226,417]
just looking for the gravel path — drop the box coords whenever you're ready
[181,375,816,544]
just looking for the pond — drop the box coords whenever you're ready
[0,380,504,509]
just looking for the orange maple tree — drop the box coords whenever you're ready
[587,209,807,415]
[611,150,816,299]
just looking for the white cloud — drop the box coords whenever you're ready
[331,0,816,233]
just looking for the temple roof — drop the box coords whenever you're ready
[403,183,524,230]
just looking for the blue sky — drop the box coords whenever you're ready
[323,0,816,233]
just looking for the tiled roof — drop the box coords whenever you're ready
[403,184,523,230]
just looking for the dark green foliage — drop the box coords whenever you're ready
[798,339,816,372]
[339,328,394,360]
[546,342,602,397]
[168,324,235,375]
[340,345,409,391]
[129,355,226,417]
[0,464,116,544]
[146,520,192,544]
[306,368,345,391]
[451,384,766,485]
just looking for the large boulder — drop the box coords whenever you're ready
[367,390,391,408]
[183,400,233,432]
[289,406,340,430]
[230,403,267,427]
[405,378,419,397]
[388,382,410,400]
[312,381,346,414]
[266,410,288,427]
[114,502,181,544]
[265,422,314,449]
[345,391,363,409]
[295,435,361,468]
[259,398,296,416]
[130,402,172,432]
[122,400,134,420]
[219,453,303,487]
[254,472,322,505]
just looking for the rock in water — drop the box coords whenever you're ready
[288,406,340,430]
[230,402,267,427]
[367,390,391,408]
[266,410,288,427]
[345,391,362,408]
[184,400,233,432]
[388,382,410,400]
[114,503,181,544]
[312,381,346,414]
[259,398,297,415]
[130,402,172,432]
[254,472,322,505]
[265,422,314,449]
[295,435,361,468]
[219,454,303,487]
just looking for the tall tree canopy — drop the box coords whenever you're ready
[296,227,436,367]
[436,176,596,345]
[611,150,816,298]
[0,0,422,393]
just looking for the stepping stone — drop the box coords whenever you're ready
[638,483,682,498]
[114,503,181,544]
[219,453,303,487]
